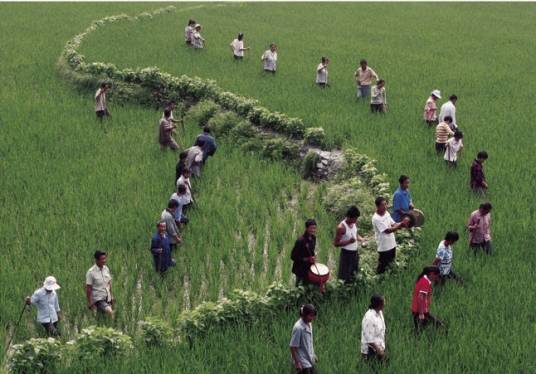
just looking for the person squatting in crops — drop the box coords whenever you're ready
[435,116,455,155]
[439,94,458,130]
[95,82,110,120]
[290,304,318,374]
[370,79,387,113]
[361,294,387,362]
[229,33,249,60]
[334,206,367,284]
[184,140,204,177]
[372,197,410,274]
[355,59,379,100]
[424,90,442,127]
[392,175,414,223]
[291,219,317,287]
[411,266,446,333]
[315,57,329,88]
[86,250,115,317]
[444,130,464,168]
[25,276,61,336]
[261,43,278,73]
[432,231,461,284]
[195,127,217,163]
[150,220,176,273]
[170,183,190,227]
[470,151,489,194]
[184,19,195,45]
[467,202,493,255]
[159,109,179,151]
[191,24,205,49]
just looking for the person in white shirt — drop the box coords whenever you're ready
[370,79,387,113]
[85,250,114,317]
[361,294,386,361]
[444,130,464,168]
[261,43,278,73]
[176,168,193,206]
[185,141,204,177]
[315,57,329,87]
[355,59,379,99]
[372,197,409,274]
[95,82,110,120]
[432,231,460,284]
[184,19,196,45]
[191,24,205,49]
[229,33,249,60]
[439,94,458,129]
[170,184,190,225]
[25,276,61,336]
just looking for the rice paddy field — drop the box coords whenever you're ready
[1,2,536,373]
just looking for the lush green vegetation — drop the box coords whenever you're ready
[2,2,535,373]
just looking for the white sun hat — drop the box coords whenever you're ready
[431,90,442,99]
[43,276,61,291]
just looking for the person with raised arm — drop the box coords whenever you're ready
[229,33,249,59]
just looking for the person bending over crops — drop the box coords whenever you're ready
[435,116,455,155]
[433,231,460,283]
[291,219,317,287]
[159,110,179,151]
[361,294,387,362]
[25,276,61,336]
[191,24,205,49]
[261,43,278,73]
[444,130,464,167]
[467,202,493,255]
[161,200,182,251]
[184,19,195,45]
[439,95,458,129]
[184,141,204,177]
[372,197,410,274]
[355,59,378,100]
[315,57,329,87]
[170,184,190,226]
[86,250,114,317]
[334,206,367,284]
[470,151,489,194]
[290,304,318,373]
[392,175,414,223]
[229,33,249,59]
[150,221,176,273]
[95,82,110,120]
[424,90,442,127]
[370,79,387,113]
[411,266,445,333]
[195,127,217,163]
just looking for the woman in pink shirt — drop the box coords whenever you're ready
[424,90,441,127]
[467,202,492,255]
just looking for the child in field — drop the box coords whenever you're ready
[315,57,329,87]
[424,90,441,127]
[95,82,110,119]
[290,304,318,373]
[361,294,387,362]
[370,80,387,113]
[444,130,464,167]
[176,168,193,207]
[411,266,445,333]
[467,202,493,255]
[184,19,195,45]
[432,231,460,283]
[261,43,278,73]
[355,59,379,99]
[470,151,488,193]
[229,33,249,59]
[435,116,454,155]
[191,24,205,49]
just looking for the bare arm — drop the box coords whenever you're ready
[333,225,355,247]
[86,285,94,308]
[417,292,427,318]
[383,219,407,234]
[290,347,302,371]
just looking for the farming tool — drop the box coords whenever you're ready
[4,302,28,354]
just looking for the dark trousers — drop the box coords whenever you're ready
[377,247,396,274]
[435,142,446,154]
[295,275,312,287]
[295,367,316,374]
[370,103,385,113]
[412,313,444,333]
[41,322,59,336]
[471,241,492,255]
[338,249,359,283]
[440,270,459,284]
[426,120,438,127]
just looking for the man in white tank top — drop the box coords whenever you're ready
[334,206,367,284]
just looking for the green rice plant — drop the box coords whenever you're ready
[184,99,220,128]
[7,338,63,374]
[73,326,133,361]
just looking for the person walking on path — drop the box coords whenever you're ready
[334,206,367,284]
[361,294,386,362]
[424,90,441,127]
[95,82,110,120]
[355,59,378,100]
[25,276,61,336]
[261,43,278,73]
[315,57,329,87]
[291,219,317,287]
[229,33,249,59]
[184,19,195,45]
[170,184,190,226]
[470,151,489,193]
[432,231,460,283]
[439,95,458,129]
[150,221,175,273]
[372,197,409,274]
[435,116,455,155]
[392,175,414,223]
[467,202,493,255]
[195,127,217,163]
[411,266,445,333]
[161,200,182,251]
[159,109,179,151]
[370,79,387,113]
[290,304,318,374]
[191,24,205,49]
[86,250,114,317]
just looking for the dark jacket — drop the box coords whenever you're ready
[470,159,486,189]
[291,233,316,278]
[196,133,217,161]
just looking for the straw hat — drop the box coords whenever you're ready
[431,90,442,99]
[43,276,61,291]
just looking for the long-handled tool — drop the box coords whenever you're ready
[5,303,28,354]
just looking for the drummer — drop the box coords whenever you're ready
[392,175,414,223]
[334,206,367,284]
[291,219,317,287]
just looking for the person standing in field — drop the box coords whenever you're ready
[184,140,204,177]
[423,90,442,127]
[229,33,249,60]
[176,168,193,208]
[444,130,464,167]
[291,219,317,287]
[361,294,386,362]
[150,220,175,273]
[191,24,205,49]
[95,82,110,120]
[161,200,182,251]
[439,95,458,129]
[435,116,455,155]
[170,184,190,226]
[25,276,61,336]
[315,57,329,88]
[86,250,114,317]
[355,59,378,100]
[289,304,318,374]
[432,231,460,283]
[411,266,445,333]
[334,206,367,284]
[261,43,278,73]
[159,110,179,151]
[195,127,217,163]
[372,197,409,274]
[467,202,493,255]
[392,175,414,223]
[164,101,182,127]
[470,151,489,193]
[184,19,195,45]
[370,79,387,113]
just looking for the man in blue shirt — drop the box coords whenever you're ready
[392,175,414,222]
[195,127,217,163]
[150,221,175,273]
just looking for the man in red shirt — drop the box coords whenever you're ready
[411,266,445,333]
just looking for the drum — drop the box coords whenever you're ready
[401,209,425,228]
[307,263,330,289]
